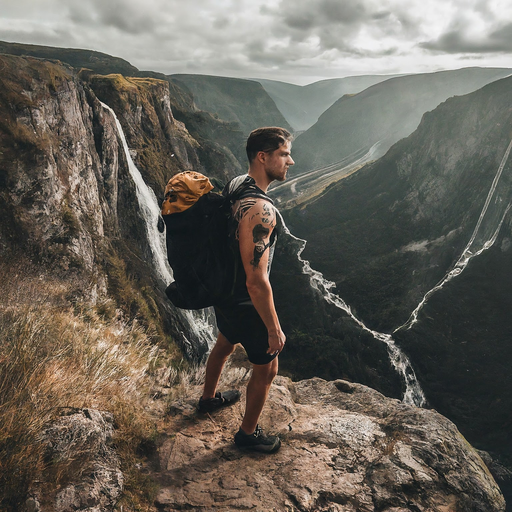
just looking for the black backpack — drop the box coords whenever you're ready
[161,174,272,310]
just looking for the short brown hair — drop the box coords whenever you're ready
[246,127,293,163]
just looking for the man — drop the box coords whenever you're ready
[198,127,294,453]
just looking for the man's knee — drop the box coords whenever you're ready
[213,332,236,357]
[253,357,278,385]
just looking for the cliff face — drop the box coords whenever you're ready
[0,53,231,358]
[0,55,118,276]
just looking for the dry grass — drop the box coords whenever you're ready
[0,262,160,510]
[0,258,251,511]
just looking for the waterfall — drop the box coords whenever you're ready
[279,214,426,407]
[100,102,216,347]
[397,137,512,332]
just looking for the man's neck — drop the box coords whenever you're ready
[248,169,272,192]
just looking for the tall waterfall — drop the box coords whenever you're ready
[279,214,426,407]
[397,137,512,332]
[101,102,216,348]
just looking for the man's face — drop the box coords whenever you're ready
[263,141,294,182]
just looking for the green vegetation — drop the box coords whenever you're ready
[171,74,293,136]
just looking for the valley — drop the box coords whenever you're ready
[269,140,381,208]
[1,40,512,510]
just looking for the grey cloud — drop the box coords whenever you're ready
[274,0,424,53]
[420,22,512,53]
[319,0,367,23]
[0,23,79,48]
[213,16,230,30]
[372,11,392,21]
[68,0,161,34]
[281,0,367,31]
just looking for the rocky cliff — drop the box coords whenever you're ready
[0,53,235,358]
[155,373,505,512]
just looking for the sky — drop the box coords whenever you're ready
[1,0,511,85]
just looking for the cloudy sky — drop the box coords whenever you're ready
[1,0,511,84]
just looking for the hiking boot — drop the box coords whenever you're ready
[234,425,281,453]
[198,390,240,413]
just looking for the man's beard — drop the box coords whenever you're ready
[268,167,288,182]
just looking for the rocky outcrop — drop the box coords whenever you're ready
[155,376,505,511]
[0,53,218,358]
[26,409,122,512]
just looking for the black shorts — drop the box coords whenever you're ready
[214,302,277,365]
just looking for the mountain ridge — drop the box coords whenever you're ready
[291,66,512,175]
[255,74,403,131]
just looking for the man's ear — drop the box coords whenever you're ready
[256,150,267,164]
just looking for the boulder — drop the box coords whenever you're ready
[27,409,123,512]
[155,376,505,511]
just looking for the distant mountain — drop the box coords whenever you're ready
[291,67,512,174]
[256,75,402,131]
[284,76,512,481]
[0,40,139,76]
[170,74,293,136]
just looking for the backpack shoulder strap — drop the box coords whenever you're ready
[222,175,274,204]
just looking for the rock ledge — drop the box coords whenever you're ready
[155,376,505,512]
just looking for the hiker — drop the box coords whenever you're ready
[198,127,294,453]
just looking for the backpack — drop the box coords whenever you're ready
[160,171,272,310]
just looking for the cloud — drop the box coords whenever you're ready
[0,0,511,84]
[421,22,512,54]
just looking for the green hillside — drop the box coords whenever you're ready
[0,40,139,76]
[171,73,293,136]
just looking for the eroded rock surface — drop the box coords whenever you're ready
[156,377,505,512]
[27,409,122,512]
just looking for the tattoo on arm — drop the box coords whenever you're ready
[250,224,271,268]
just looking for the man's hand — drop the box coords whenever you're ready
[267,330,286,356]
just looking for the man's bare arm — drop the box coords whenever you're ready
[238,199,285,355]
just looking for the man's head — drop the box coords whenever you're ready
[246,127,294,187]
[246,127,293,164]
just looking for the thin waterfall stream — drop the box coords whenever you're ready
[278,214,426,406]
[396,137,512,332]
[101,102,216,347]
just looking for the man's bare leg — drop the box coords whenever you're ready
[240,357,278,434]
[201,332,236,400]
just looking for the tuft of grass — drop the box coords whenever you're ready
[0,262,159,510]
